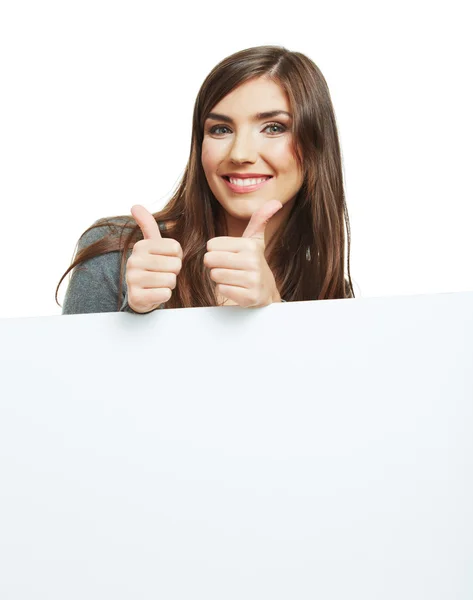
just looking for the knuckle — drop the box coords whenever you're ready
[169,256,181,273]
[151,289,165,302]
[126,255,137,270]
[127,291,142,309]
[158,289,171,304]
[158,242,171,255]
[250,258,259,271]
[133,239,147,254]
[126,271,137,286]
[249,272,259,286]
[168,273,177,289]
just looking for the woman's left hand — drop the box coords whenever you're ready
[203,200,283,307]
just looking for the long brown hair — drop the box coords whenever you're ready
[56,45,355,310]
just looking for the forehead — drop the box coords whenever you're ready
[211,76,290,115]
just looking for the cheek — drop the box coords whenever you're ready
[201,141,222,173]
[201,145,211,175]
[269,139,299,173]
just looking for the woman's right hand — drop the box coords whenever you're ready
[126,205,183,313]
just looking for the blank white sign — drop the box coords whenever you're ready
[0,292,472,599]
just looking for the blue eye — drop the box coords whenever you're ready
[208,122,287,136]
[210,125,231,135]
[264,123,286,134]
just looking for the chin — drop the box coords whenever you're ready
[229,199,264,214]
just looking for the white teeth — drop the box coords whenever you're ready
[228,176,270,186]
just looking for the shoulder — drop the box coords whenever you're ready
[70,215,134,290]
[76,216,134,251]
[63,217,130,315]
[77,215,169,250]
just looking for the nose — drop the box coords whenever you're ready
[228,129,258,164]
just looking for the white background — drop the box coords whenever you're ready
[0,0,471,319]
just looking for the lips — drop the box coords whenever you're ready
[223,173,273,179]
[222,175,273,194]
[222,175,272,182]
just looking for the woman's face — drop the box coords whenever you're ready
[201,76,303,236]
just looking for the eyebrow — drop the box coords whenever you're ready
[205,110,292,124]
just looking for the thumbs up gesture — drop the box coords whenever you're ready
[126,205,183,313]
[203,200,284,307]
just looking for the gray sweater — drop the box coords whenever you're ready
[62,218,166,315]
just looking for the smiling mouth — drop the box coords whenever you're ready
[222,175,272,182]
[221,175,273,189]
[221,175,273,192]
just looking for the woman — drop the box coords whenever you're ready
[57,45,355,314]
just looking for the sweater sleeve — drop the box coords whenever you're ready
[61,219,164,315]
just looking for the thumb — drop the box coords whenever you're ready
[242,200,283,242]
[131,204,162,240]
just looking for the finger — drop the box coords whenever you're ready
[209,268,253,288]
[128,270,176,290]
[131,205,162,241]
[216,284,256,308]
[132,253,182,273]
[242,200,283,242]
[137,239,184,260]
[204,251,250,270]
[129,288,172,310]
[206,236,252,253]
